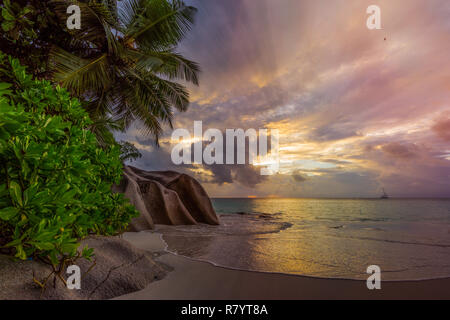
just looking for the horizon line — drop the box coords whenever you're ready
[211,197,450,200]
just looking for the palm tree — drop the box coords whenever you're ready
[49,0,200,144]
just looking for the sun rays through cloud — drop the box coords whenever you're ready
[120,0,450,198]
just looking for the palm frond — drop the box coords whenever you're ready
[148,74,190,112]
[146,50,200,85]
[127,68,174,124]
[118,0,141,30]
[88,113,124,147]
[124,48,165,72]
[50,47,112,95]
[107,74,166,139]
[47,0,200,143]
[122,0,197,50]
[51,0,117,45]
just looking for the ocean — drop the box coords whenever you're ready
[155,198,450,281]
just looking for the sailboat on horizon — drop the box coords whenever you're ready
[380,188,389,199]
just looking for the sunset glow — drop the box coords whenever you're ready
[120,0,450,198]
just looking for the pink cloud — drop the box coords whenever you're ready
[432,117,450,142]
[381,142,419,159]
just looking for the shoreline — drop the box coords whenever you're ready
[117,231,450,300]
[139,231,450,283]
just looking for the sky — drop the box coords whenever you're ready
[118,0,450,198]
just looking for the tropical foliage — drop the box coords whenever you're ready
[0,54,138,285]
[0,0,67,78]
[0,0,200,144]
[119,141,143,162]
[0,0,201,287]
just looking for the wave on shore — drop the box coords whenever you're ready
[154,199,450,281]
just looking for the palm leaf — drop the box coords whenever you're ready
[50,47,112,96]
[148,74,190,112]
[51,0,117,45]
[122,0,197,50]
[147,50,200,85]
[46,0,200,143]
[88,113,124,147]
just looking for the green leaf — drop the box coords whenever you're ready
[1,21,15,32]
[34,231,55,242]
[4,238,22,248]
[0,183,7,197]
[31,242,55,251]
[15,245,27,260]
[0,207,19,221]
[9,181,22,206]
[1,8,15,21]
[23,184,38,206]
[60,242,80,254]
[81,246,94,261]
[49,251,59,266]
[37,218,47,232]
[0,83,12,90]
[61,189,77,202]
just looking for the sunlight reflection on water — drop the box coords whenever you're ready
[156,198,450,280]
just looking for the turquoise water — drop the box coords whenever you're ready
[157,198,450,280]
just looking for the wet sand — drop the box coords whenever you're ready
[117,231,450,300]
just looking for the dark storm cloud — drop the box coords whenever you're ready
[292,171,307,182]
[232,165,267,187]
[201,163,267,188]
[197,136,269,188]
[124,137,268,188]
[206,165,233,185]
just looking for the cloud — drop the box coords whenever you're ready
[121,0,450,198]
[122,136,268,189]
[381,142,419,159]
[205,165,233,185]
[200,136,269,188]
[232,165,267,187]
[309,123,361,142]
[292,172,307,182]
[432,116,450,142]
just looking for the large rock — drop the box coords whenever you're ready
[114,166,220,230]
[0,236,169,300]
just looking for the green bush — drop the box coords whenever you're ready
[0,53,138,271]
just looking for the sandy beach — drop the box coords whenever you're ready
[117,231,450,300]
